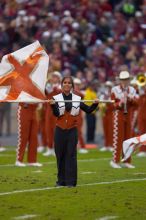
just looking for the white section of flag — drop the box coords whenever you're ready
[122,133,146,161]
[0,41,49,102]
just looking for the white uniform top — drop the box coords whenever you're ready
[111,85,137,101]
[53,93,81,116]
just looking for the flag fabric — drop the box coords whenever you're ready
[122,133,146,162]
[0,41,49,102]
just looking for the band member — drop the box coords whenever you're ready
[16,103,42,167]
[99,81,114,152]
[37,103,47,153]
[137,83,146,157]
[43,71,62,156]
[50,76,99,187]
[110,71,138,168]
[130,78,139,137]
[73,78,88,154]
[122,133,146,163]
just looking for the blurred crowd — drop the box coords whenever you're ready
[0,0,146,84]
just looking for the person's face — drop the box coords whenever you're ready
[51,75,60,84]
[120,79,130,88]
[74,83,81,90]
[62,78,73,93]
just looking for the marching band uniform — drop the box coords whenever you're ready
[99,81,114,152]
[130,83,139,137]
[102,103,114,151]
[122,133,146,163]
[137,86,146,156]
[37,103,48,152]
[16,103,42,167]
[43,72,62,156]
[74,78,88,154]
[43,86,61,156]
[51,77,98,187]
[110,71,138,168]
[76,109,87,153]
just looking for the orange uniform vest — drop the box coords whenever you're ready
[53,93,81,130]
[56,112,78,130]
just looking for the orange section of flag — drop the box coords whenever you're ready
[0,46,45,101]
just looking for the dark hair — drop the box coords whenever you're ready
[61,76,74,89]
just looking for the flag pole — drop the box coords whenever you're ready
[46,99,115,103]
[0,99,115,103]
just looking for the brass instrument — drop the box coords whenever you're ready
[123,89,128,114]
[136,74,146,87]
[98,102,107,117]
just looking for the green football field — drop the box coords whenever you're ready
[0,148,146,220]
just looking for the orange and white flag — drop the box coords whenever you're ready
[122,133,146,162]
[0,41,49,102]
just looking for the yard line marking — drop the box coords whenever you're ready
[1,147,16,151]
[0,154,13,157]
[31,170,43,173]
[97,216,118,220]
[81,171,96,174]
[13,214,39,219]
[78,158,110,162]
[0,158,111,167]
[0,178,146,196]
[133,172,146,175]
[78,178,146,187]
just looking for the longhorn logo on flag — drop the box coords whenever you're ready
[122,133,146,162]
[0,41,49,102]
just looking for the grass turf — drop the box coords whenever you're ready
[0,148,146,220]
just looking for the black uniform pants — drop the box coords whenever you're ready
[54,126,78,186]
[86,113,96,142]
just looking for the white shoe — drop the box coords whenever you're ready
[43,148,55,156]
[136,152,146,157]
[100,146,113,152]
[28,162,43,167]
[108,147,114,152]
[99,147,108,152]
[37,146,45,153]
[79,148,88,154]
[122,163,135,168]
[110,160,121,168]
[0,147,6,152]
[15,161,26,167]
